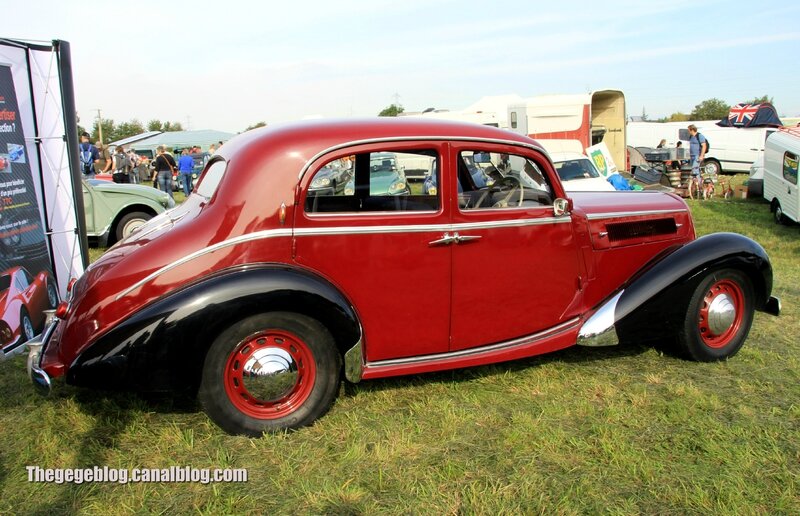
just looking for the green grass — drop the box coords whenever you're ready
[1,177,798,514]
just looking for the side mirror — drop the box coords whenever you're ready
[553,197,572,217]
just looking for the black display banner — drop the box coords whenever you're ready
[0,63,57,353]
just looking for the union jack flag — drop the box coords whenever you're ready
[728,103,760,125]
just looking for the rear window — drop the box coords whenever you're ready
[196,160,227,198]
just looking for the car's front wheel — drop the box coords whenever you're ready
[198,312,341,436]
[115,211,153,241]
[676,268,754,361]
[20,308,35,343]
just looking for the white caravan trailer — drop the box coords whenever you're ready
[508,90,626,173]
[764,127,800,224]
[405,95,524,129]
[627,121,780,175]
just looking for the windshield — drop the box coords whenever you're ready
[554,159,600,181]
[196,160,227,198]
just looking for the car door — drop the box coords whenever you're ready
[447,143,582,351]
[81,182,96,234]
[293,142,452,362]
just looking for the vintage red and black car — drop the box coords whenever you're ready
[26,119,780,436]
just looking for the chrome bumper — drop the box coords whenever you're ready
[764,296,781,317]
[26,310,58,396]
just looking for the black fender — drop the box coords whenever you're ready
[66,264,361,392]
[578,232,780,346]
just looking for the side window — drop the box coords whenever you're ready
[456,151,552,210]
[22,269,33,286]
[305,150,439,213]
[783,151,798,185]
[510,111,518,129]
[15,273,28,291]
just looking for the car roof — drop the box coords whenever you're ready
[217,118,544,175]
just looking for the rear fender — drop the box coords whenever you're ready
[66,265,361,392]
[578,232,778,346]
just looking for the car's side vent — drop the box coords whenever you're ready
[606,218,677,242]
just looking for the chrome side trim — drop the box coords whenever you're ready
[576,291,623,347]
[298,135,546,180]
[344,336,363,383]
[586,209,687,220]
[116,217,570,299]
[115,228,294,299]
[366,317,581,368]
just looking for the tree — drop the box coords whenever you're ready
[667,112,691,122]
[115,119,146,140]
[243,121,267,132]
[147,119,184,132]
[690,98,730,121]
[91,119,116,144]
[744,94,774,105]
[378,104,404,117]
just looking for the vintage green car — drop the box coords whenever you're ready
[82,179,175,246]
[343,152,410,196]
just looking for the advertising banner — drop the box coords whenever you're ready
[0,39,86,359]
[0,63,58,354]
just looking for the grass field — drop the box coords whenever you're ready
[1,179,798,514]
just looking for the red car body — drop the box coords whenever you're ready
[1,267,56,353]
[27,119,780,435]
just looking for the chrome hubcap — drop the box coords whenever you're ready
[122,218,146,237]
[707,293,736,335]
[241,347,298,403]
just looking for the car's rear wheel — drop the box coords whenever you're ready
[704,158,721,176]
[198,312,341,436]
[115,211,153,241]
[46,281,59,308]
[676,268,754,361]
[20,308,35,342]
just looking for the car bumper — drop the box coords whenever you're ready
[26,310,58,396]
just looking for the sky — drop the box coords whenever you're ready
[4,0,800,133]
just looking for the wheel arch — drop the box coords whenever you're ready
[578,232,778,346]
[107,203,160,245]
[66,264,362,393]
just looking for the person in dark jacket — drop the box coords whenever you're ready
[153,146,177,198]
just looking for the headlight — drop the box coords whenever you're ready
[344,185,355,195]
[426,185,437,195]
[311,177,331,188]
[389,181,406,194]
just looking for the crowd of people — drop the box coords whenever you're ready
[78,132,223,197]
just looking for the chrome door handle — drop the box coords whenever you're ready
[454,232,482,244]
[429,232,456,246]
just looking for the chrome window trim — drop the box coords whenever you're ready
[586,209,687,220]
[366,317,581,368]
[298,135,545,180]
[115,216,571,299]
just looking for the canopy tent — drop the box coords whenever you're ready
[115,129,235,156]
[717,102,783,128]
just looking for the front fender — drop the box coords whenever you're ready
[578,232,779,346]
[66,264,361,392]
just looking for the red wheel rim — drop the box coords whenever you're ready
[223,330,316,419]
[698,279,745,349]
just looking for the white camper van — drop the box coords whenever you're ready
[764,127,800,224]
[627,121,779,175]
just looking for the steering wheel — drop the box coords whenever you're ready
[492,175,524,208]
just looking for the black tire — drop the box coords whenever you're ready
[46,281,59,308]
[773,200,788,225]
[115,211,153,242]
[20,308,35,342]
[704,159,721,176]
[198,312,341,436]
[675,268,754,361]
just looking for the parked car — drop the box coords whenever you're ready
[549,152,616,192]
[748,153,764,198]
[308,162,353,196]
[1,266,57,354]
[27,119,780,436]
[82,179,175,247]
[171,152,210,192]
[343,152,410,196]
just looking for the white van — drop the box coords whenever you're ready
[764,128,800,224]
[627,121,779,175]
